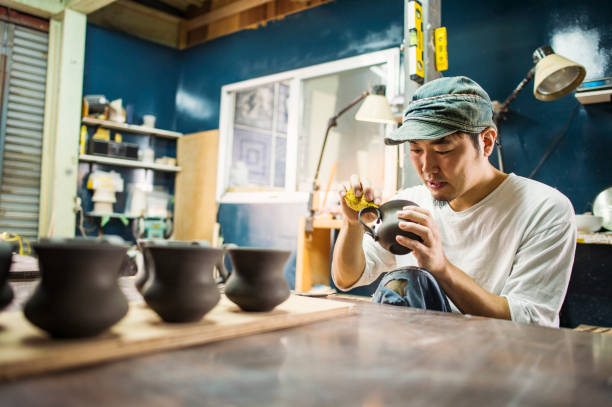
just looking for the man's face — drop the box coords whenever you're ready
[408,133,482,204]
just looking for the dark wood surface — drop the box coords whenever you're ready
[1,279,612,406]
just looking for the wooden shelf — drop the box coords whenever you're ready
[82,117,182,139]
[79,154,181,172]
[86,212,138,219]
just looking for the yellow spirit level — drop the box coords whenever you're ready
[407,0,424,84]
[434,27,448,71]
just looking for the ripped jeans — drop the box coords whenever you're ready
[372,267,451,312]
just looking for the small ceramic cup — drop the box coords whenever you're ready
[24,237,129,338]
[141,241,224,322]
[224,247,291,312]
[358,199,423,255]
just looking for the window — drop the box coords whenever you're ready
[217,48,400,203]
[230,82,289,190]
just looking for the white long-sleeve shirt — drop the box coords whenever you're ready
[337,173,576,327]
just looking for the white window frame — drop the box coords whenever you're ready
[217,47,400,203]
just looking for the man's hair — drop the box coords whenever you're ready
[463,132,481,151]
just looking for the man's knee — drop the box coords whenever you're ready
[384,279,408,296]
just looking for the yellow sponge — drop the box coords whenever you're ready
[344,189,378,212]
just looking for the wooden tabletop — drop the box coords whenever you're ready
[1,279,611,406]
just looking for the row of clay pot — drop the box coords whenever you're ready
[137,241,291,322]
[1,238,291,339]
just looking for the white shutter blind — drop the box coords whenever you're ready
[0,23,48,240]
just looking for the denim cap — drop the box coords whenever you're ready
[385,76,496,145]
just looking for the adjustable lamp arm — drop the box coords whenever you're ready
[493,67,535,123]
[312,92,369,184]
[306,91,369,224]
[492,67,535,173]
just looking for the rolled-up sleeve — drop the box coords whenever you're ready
[501,221,576,327]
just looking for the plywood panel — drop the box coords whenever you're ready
[184,0,333,48]
[173,129,219,242]
[0,295,354,380]
[87,0,180,48]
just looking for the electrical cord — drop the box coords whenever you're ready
[528,103,580,179]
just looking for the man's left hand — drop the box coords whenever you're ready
[396,206,449,279]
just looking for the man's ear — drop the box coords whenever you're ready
[481,128,497,157]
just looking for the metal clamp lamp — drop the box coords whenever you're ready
[493,45,586,172]
[306,85,395,230]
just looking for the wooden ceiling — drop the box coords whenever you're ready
[87,0,333,49]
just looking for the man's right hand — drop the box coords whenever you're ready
[339,174,382,225]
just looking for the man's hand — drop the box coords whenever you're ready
[339,174,381,225]
[396,206,449,279]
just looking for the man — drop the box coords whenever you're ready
[332,76,576,327]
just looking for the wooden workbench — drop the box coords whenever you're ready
[1,279,611,406]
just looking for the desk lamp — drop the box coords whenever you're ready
[306,85,395,230]
[493,45,586,172]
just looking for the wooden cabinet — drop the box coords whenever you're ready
[295,216,342,293]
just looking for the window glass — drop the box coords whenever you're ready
[229,82,289,190]
[296,64,389,193]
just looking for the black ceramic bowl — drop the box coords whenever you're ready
[24,237,130,338]
[141,241,223,322]
[224,247,291,312]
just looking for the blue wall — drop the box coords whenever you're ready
[443,0,612,213]
[81,25,181,239]
[83,24,180,130]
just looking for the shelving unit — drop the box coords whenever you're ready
[78,117,183,235]
[79,154,181,172]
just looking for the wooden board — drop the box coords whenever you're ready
[0,294,354,380]
[173,129,219,242]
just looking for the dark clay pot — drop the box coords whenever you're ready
[142,243,223,322]
[24,238,129,338]
[135,239,154,293]
[136,240,230,294]
[359,199,423,255]
[0,241,14,311]
[225,248,291,312]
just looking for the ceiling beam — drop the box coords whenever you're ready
[0,0,64,18]
[183,0,272,31]
[66,0,118,14]
[87,0,181,47]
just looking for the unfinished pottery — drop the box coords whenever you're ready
[142,242,223,322]
[0,241,14,311]
[224,247,290,312]
[24,237,129,338]
[359,199,423,255]
[136,240,230,294]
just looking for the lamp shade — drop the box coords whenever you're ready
[533,46,586,101]
[355,85,395,124]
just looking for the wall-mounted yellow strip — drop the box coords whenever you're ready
[434,26,448,71]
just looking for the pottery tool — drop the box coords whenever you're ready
[344,189,378,212]
[320,161,338,211]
